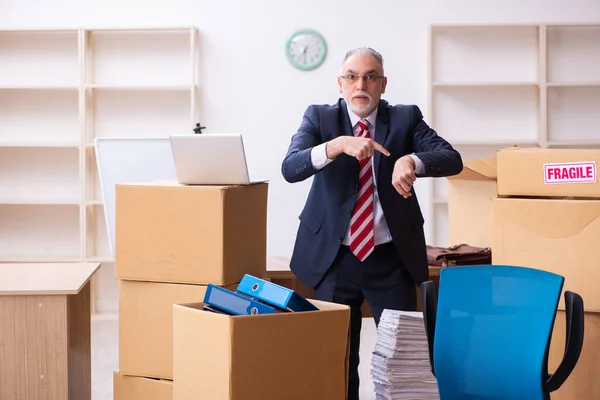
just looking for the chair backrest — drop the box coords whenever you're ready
[433,265,564,400]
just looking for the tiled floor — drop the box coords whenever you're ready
[91,315,378,400]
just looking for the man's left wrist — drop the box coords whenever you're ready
[403,155,416,169]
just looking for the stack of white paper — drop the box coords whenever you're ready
[370,309,439,400]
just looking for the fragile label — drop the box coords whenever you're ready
[544,162,597,184]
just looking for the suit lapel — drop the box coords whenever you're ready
[374,102,390,180]
[339,99,354,138]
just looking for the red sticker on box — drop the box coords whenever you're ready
[544,162,597,184]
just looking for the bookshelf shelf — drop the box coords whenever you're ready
[547,25,600,84]
[0,88,80,145]
[86,89,193,140]
[85,28,195,87]
[0,26,199,313]
[0,29,80,87]
[86,84,194,90]
[547,141,600,149]
[431,85,540,144]
[547,86,600,143]
[0,204,81,260]
[432,82,539,87]
[431,25,540,84]
[0,147,80,201]
[0,86,79,90]
[427,23,598,247]
[0,199,81,205]
[0,142,80,148]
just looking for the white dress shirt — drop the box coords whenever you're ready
[309,105,425,246]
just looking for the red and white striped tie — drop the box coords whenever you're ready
[349,119,375,261]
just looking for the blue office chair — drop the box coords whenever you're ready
[420,265,584,400]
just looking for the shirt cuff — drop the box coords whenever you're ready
[311,143,334,170]
[409,154,425,175]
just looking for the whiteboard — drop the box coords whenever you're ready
[94,137,177,255]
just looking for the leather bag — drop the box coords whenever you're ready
[426,244,492,268]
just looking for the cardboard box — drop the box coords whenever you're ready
[116,181,268,285]
[497,147,600,198]
[492,197,600,311]
[114,371,172,400]
[173,300,350,400]
[548,311,600,400]
[446,156,497,248]
[119,280,237,380]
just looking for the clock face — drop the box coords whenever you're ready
[285,29,327,71]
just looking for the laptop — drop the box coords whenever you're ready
[169,133,251,185]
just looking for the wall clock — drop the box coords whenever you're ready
[285,29,327,71]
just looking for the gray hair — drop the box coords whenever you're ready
[342,47,384,68]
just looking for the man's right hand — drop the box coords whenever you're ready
[325,136,390,161]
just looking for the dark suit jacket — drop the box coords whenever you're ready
[281,98,463,289]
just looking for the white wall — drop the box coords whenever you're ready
[3,12,599,400]
[1,0,600,290]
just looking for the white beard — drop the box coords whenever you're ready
[348,98,375,117]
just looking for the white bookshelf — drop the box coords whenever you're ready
[0,26,199,313]
[427,23,600,247]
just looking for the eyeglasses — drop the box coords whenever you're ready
[339,74,385,83]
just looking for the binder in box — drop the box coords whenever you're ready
[203,284,281,315]
[236,274,319,312]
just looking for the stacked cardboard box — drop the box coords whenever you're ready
[113,181,269,399]
[112,180,351,399]
[446,155,497,248]
[492,147,600,400]
[172,298,351,400]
